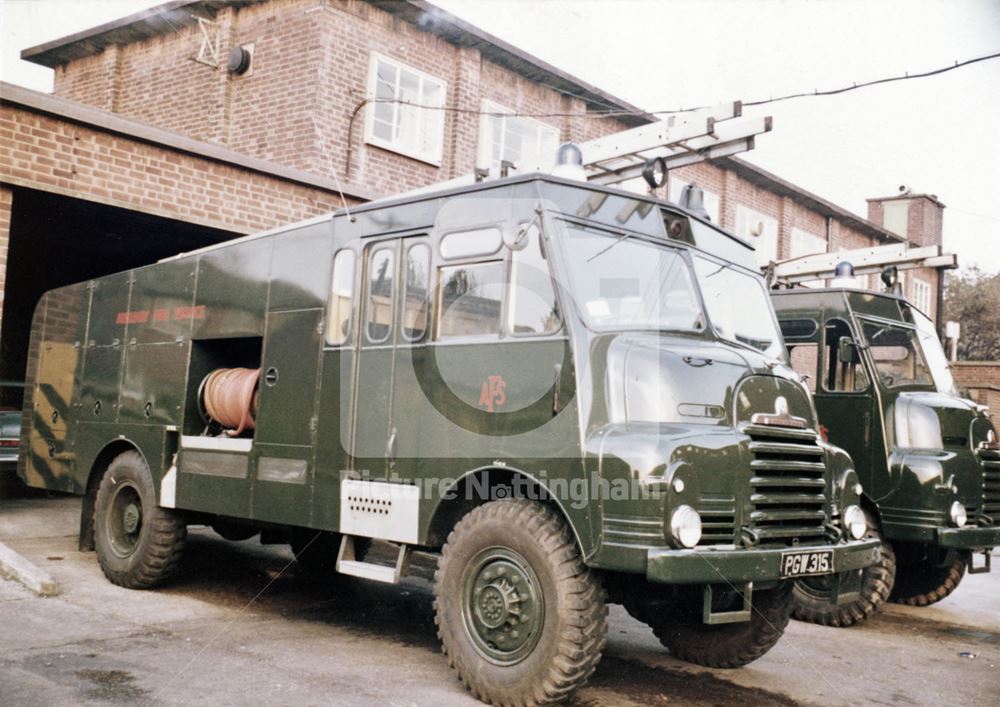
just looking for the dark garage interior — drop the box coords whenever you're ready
[0,187,237,406]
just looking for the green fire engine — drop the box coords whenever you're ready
[20,173,879,704]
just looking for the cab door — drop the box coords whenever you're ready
[352,240,401,480]
[812,317,881,497]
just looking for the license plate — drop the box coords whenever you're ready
[780,549,834,578]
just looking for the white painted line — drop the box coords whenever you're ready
[0,541,60,597]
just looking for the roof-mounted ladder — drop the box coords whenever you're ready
[575,101,772,185]
[768,242,958,287]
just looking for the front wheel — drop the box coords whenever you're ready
[792,514,895,627]
[94,450,186,588]
[642,581,794,668]
[891,545,968,606]
[434,500,607,705]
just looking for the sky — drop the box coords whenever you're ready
[2,0,999,273]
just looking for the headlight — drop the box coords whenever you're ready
[669,505,702,548]
[843,505,867,540]
[950,501,967,528]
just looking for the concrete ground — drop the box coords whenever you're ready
[1,486,997,706]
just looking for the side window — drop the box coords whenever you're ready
[787,343,818,393]
[437,261,506,339]
[366,248,395,343]
[402,243,431,341]
[326,249,355,345]
[823,319,869,392]
[440,227,503,259]
[509,223,560,335]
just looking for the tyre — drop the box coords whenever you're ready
[643,581,794,669]
[434,500,607,706]
[792,514,895,627]
[94,450,186,589]
[891,546,968,607]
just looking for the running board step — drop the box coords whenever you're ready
[336,535,411,584]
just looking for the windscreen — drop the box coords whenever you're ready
[861,320,935,389]
[561,223,704,332]
[693,256,784,360]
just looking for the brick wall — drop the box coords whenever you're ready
[0,103,353,235]
[952,361,1000,425]
[0,185,11,327]
[51,0,629,197]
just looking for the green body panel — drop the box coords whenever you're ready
[19,175,872,588]
[773,288,1000,552]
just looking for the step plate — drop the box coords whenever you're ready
[339,479,420,544]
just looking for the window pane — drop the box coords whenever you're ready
[787,343,818,392]
[440,227,503,259]
[824,319,869,392]
[563,225,702,332]
[510,223,560,335]
[326,249,355,345]
[366,248,395,343]
[438,261,506,339]
[402,243,431,341]
[862,321,933,388]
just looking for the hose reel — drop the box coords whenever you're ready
[198,367,260,436]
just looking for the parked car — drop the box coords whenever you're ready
[0,381,24,470]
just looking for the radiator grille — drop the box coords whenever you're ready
[745,423,828,545]
[696,494,736,545]
[979,448,1000,523]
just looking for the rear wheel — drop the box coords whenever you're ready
[891,545,968,606]
[640,581,794,669]
[434,500,607,705]
[94,450,186,588]
[792,514,895,627]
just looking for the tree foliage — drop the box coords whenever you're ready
[943,267,1000,361]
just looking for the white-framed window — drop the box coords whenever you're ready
[365,53,446,165]
[477,100,560,174]
[790,227,827,258]
[669,178,721,224]
[735,205,778,268]
[911,277,933,314]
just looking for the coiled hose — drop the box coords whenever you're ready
[200,367,260,436]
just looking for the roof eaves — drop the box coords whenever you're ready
[20,1,250,68]
[369,0,652,126]
[719,156,905,244]
[0,81,378,202]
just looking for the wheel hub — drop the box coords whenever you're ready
[122,503,141,534]
[464,550,544,665]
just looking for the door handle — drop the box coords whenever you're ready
[553,363,562,415]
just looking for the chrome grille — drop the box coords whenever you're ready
[979,448,1000,523]
[745,423,827,545]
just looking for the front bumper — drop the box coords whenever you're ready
[937,525,1000,550]
[646,538,881,584]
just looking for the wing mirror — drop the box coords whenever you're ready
[838,336,861,364]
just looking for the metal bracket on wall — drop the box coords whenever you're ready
[192,16,221,68]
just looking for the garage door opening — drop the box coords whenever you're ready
[0,187,239,405]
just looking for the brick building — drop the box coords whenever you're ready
[1,0,952,389]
